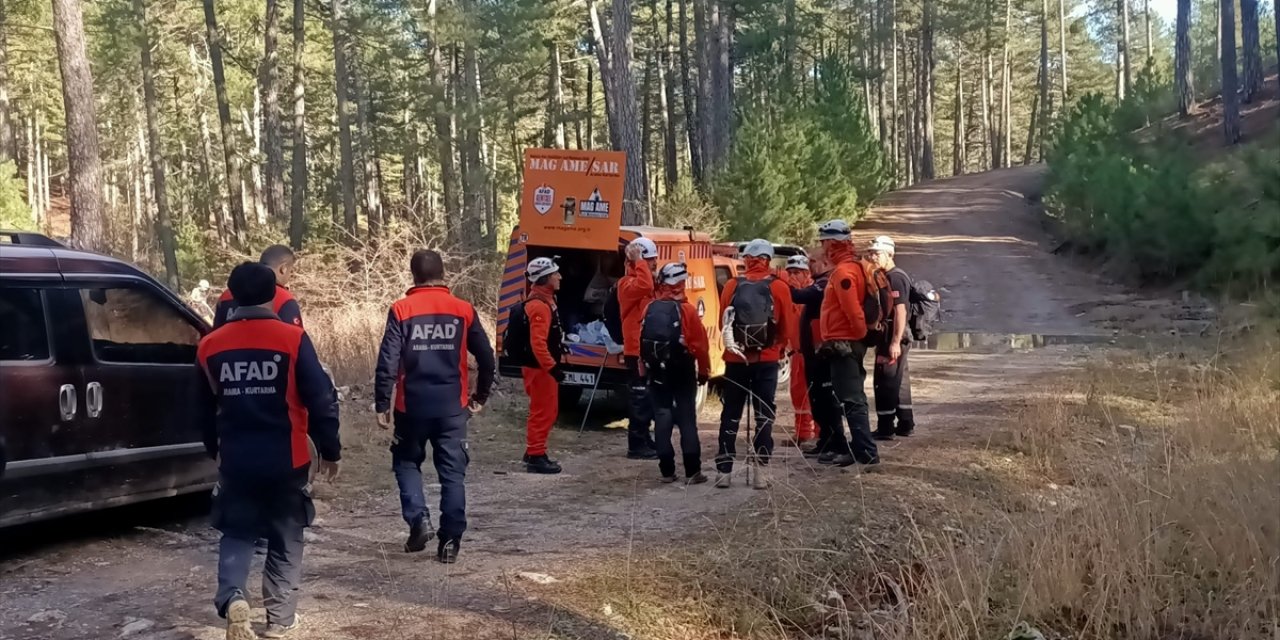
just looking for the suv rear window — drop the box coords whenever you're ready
[80,287,200,364]
[0,288,50,361]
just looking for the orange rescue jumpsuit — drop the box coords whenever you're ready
[785,270,816,441]
[521,286,560,456]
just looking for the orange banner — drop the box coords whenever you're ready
[518,149,626,251]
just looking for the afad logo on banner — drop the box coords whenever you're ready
[519,149,626,251]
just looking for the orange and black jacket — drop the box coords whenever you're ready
[820,243,869,342]
[618,260,655,357]
[646,286,712,378]
[719,258,796,364]
[213,285,303,329]
[791,271,830,355]
[196,306,340,479]
[374,286,496,418]
[523,285,563,371]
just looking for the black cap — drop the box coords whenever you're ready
[227,262,277,307]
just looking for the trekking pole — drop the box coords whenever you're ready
[577,351,611,436]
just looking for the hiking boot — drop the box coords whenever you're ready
[404,516,434,553]
[262,614,301,639]
[817,451,838,465]
[660,474,679,484]
[224,598,256,640]
[524,454,562,474]
[833,454,857,468]
[802,448,823,459]
[871,429,895,441]
[751,466,771,490]
[797,438,819,452]
[626,446,659,460]
[714,472,732,488]
[686,472,709,485]
[895,427,914,437]
[437,538,461,564]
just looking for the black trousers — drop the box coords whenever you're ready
[624,356,656,452]
[828,342,880,464]
[650,369,702,477]
[716,361,779,472]
[873,342,915,432]
[805,350,846,454]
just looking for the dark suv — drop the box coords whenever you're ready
[0,231,216,527]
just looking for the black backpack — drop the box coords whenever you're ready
[639,300,687,372]
[500,301,532,364]
[603,283,624,345]
[908,279,942,341]
[730,277,776,351]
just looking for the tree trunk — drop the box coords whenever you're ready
[1175,0,1195,115]
[25,117,34,223]
[353,53,383,238]
[1026,62,1041,165]
[1000,0,1012,169]
[981,52,992,170]
[1144,0,1152,64]
[288,0,305,248]
[588,0,620,149]
[877,0,889,148]
[1039,0,1050,152]
[52,0,106,250]
[460,39,487,249]
[641,47,653,195]
[602,0,649,224]
[1219,0,1240,144]
[1059,0,1068,102]
[953,50,964,176]
[891,0,899,182]
[694,0,712,175]
[1118,0,1131,100]
[678,0,702,185]
[543,42,565,148]
[330,0,357,238]
[1240,0,1261,103]
[0,0,14,164]
[661,0,678,190]
[919,0,935,180]
[426,0,458,244]
[262,0,285,222]
[242,99,266,225]
[586,60,595,147]
[710,0,732,172]
[202,0,246,240]
[1215,0,1221,62]
[134,0,179,288]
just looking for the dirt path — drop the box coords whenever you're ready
[0,168,1206,640]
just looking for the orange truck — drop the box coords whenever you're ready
[496,148,728,408]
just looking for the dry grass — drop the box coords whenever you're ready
[565,336,1280,640]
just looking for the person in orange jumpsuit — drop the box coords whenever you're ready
[521,257,565,474]
[617,238,660,459]
[783,255,816,449]
[640,262,712,484]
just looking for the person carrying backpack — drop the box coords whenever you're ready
[617,238,661,460]
[817,220,880,468]
[790,247,855,466]
[866,236,916,439]
[640,263,711,485]
[715,239,796,490]
[519,257,566,474]
[783,255,816,449]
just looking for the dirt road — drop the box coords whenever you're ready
[0,168,1210,640]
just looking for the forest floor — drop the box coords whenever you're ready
[0,166,1246,640]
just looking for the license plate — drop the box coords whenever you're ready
[563,372,597,387]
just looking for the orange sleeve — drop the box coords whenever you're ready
[772,279,797,352]
[682,302,711,376]
[618,260,655,308]
[526,299,558,371]
[834,265,867,337]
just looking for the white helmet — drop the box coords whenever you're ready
[629,237,659,260]
[526,257,560,282]
[785,255,810,271]
[818,220,852,241]
[868,235,896,255]
[742,239,774,258]
[658,262,689,285]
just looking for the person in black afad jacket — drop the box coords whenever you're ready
[196,262,341,640]
[789,246,856,467]
[374,250,496,564]
[213,244,305,329]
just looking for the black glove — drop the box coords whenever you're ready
[549,366,565,383]
[697,372,710,386]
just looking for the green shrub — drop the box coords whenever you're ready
[0,161,34,231]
